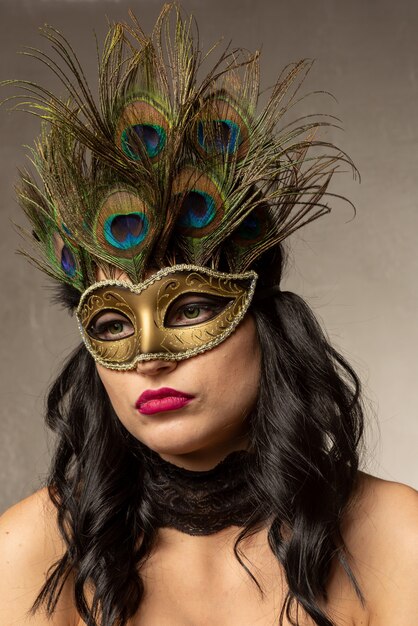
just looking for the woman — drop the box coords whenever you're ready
[0,5,417,625]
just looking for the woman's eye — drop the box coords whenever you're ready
[166,296,230,327]
[183,305,201,320]
[88,312,134,341]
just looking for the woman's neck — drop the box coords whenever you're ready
[143,446,265,536]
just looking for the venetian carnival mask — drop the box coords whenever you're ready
[77,265,257,369]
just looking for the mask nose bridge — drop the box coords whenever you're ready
[133,282,165,354]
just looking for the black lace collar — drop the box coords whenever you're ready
[143,448,259,536]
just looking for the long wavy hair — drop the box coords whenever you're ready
[32,246,364,626]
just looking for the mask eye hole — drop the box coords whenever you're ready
[87,310,135,341]
[164,293,232,328]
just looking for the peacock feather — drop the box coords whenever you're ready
[4,3,356,291]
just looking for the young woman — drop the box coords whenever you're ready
[1,5,417,626]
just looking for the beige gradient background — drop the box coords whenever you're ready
[0,0,417,514]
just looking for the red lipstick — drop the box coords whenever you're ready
[135,387,194,415]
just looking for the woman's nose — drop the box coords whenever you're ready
[135,358,178,376]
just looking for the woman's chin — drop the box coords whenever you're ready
[136,425,209,460]
[137,429,249,470]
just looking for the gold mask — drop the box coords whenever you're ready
[76,264,258,369]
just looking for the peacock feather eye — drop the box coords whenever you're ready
[51,231,80,281]
[232,205,270,247]
[172,167,225,238]
[195,95,249,160]
[94,189,155,260]
[60,244,77,277]
[197,120,241,155]
[234,213,262,240]
[177,191,216,230]
[116,98,170,163]
[121,123,166,160]
[103,212,149,250]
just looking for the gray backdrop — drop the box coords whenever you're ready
[1,0,417,514]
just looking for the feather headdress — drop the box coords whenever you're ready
[6,3,354,292]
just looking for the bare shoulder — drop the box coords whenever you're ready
[346,472,418,549]
[0,488,76,625]
[0,487,62,550]
[344,473,418,625]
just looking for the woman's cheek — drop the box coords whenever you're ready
[97,366,135,421]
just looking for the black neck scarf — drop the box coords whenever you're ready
[143,448,261,536]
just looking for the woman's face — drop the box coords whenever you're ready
[96,311,260,470]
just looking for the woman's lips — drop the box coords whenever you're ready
[135,387,194,415]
